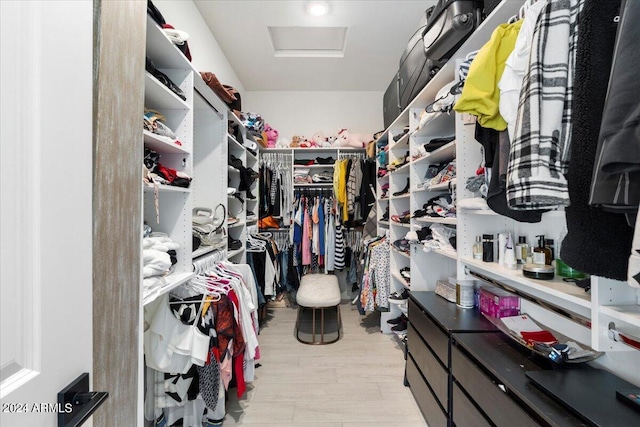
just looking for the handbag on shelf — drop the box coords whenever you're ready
[192,205,226,248]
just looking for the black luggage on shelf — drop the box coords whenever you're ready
[422,0,483,62]
[384,0,483,128]
[383,72,402,129]
[397,7,436,111]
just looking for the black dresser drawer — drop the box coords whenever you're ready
[452,382,492,427]
[407,323,448,409]
[407,354,448,427]
[408,298,449,365]
[451,345,539,427]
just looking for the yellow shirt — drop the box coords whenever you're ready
[454,19,523,131]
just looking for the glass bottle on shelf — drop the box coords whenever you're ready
[473,236,483,260]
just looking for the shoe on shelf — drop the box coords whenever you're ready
[391,322,408,333]
[390,210,411,223]
[389,289,410,301]
[392,239,410,253]
[400,267,411,281]
[227,216,239,225]
[227,187,237,195]
[387,314,408,325]
[228,237,242,250]
[393,178,410,197]
[381,207,390,222]
[245,190,257,200]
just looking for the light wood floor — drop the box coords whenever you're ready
[223,301,427,426]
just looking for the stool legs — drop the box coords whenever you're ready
[295,304,342,345]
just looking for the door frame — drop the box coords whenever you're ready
[92,0,146,425]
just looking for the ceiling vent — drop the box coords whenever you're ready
[268,26,348,57]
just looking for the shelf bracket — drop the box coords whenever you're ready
[608,322,640,351]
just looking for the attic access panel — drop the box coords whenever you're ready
[268,26,348,57]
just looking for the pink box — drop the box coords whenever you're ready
[479,287,520,319]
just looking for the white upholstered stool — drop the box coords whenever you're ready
[295,274,342,345]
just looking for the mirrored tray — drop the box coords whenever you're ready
[482,313,604,364]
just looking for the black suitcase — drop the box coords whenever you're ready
[397,8,435,111]
[383,72,401,129]
[423,0,483,62]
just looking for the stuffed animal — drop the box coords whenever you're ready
[299,136,313,148]
[264,123,279,148]
[276,137,290,148]
[326,135,337,146]
[312,131,326,147]
[291,135,302,148]
[336,129,373,148]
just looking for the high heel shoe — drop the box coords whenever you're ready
[393,178,410,196]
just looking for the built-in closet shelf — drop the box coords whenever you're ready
[433,248,457,260]
[228,221,245,229]
[246,152,258,163]
[390,162,411,174]
[389,298,409,306]
[378,174,390,182]
[461,257,592,310]
[600,305,640,329]
[391,247,411,259]
[246,198,258,203]
[144,73,190,111]
[143,130,190,155]
[228,248,245,259]
[143,271,196,306]
[246,218,258,224]
[412,141,456,166]
[379,221,390,227]
[228,165,240,174]
[411,112,455,139]
[293,164,335,169]
[294,183,333,187]
[146,16,194,70]
[459,209,566,218]
[424,178,456,192]
[414,217,457,226]
[390,193,410,200]
[389,132,410,149]
[192,245,225,260]
[227,134,245,151]
[390,221,411,229]
[143,184,191,193]
[392,271,411,289]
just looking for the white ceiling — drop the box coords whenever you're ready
[194,1,437,91]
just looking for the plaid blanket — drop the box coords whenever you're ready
[506,0,584,210]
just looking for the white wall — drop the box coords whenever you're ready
[153,0,245,92]
[244,91,384,140]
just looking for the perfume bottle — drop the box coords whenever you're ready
[482,234,494,262]
[533,235,552,265]
[473,236,483,260]
[516,236,527,264]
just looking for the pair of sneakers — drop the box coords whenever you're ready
[387,313,408,333]
[389,289,409,301]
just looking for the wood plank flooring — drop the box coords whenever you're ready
[223,302,427,426]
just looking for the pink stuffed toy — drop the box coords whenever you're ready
[264,123,279,148]
[336,128,373,148]
[312,131,327,147]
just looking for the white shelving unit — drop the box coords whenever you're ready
[375,0,640,386]
[143,15,194,308]
[140,14,263,424]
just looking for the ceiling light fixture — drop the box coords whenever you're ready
[306,1,329,16]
